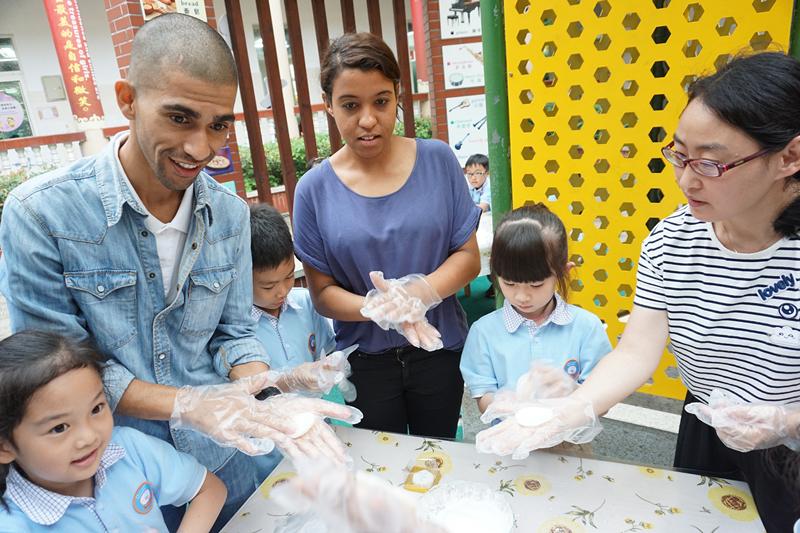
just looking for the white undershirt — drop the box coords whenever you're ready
[114,134,193,301]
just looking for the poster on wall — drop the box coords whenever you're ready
[141,0,207,22]
[439,1,482,39]
[442,43,484,90]
[0,81,33,140]
[446,94,488,167]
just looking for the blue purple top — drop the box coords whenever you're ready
[293,138,482,353]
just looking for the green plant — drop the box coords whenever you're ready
[241,133,333,193]
[394,116,433,139]
[0,169,31,220]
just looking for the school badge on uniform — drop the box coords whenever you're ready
[308,333,317,355]
[133,481,155,514]
[563,358,580,380]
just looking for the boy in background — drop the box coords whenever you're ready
[466,154,491,213]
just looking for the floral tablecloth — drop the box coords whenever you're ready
[221,426,764,533]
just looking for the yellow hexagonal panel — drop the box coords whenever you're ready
[504,0,793,400]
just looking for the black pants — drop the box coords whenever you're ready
[347,346,464,438]
[675,392,799,532]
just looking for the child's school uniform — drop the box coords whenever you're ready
[0,426,205,532]
[460,294,612,398]
[252,287,336,371]
[468,177,492,211]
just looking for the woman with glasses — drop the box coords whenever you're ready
[476,52,800,532]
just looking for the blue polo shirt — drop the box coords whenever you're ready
[460,295,612,398]
[468,177,492,211]
[0,426,206,532]
[252,288,336,371]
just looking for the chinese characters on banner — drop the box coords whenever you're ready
[43,0,104,122]
[141,1,208,22]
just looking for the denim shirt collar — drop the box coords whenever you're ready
[6,442,125,525]
[503,293,573,333]
[97,132,213,228]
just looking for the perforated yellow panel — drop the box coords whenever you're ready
[505,0,793,399]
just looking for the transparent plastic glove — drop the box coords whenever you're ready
[361,272,444,351]
[685,388,800,452]
[170,372,363,461]
[476,397,601,460]
[271,459,446,533]
[480,362,579,423]
[274,345,358,402]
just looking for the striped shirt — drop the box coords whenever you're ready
[634,206,800,405]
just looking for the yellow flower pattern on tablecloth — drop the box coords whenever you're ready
[515,474,552,496]
[225,426,766,532]
[708,486,759,521]
[258,471,296,499]
[537,516,586,533]
[638,466,664,478]
[375,432,398,446]
[415,450,453,475]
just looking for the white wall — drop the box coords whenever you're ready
[0,0,126,136]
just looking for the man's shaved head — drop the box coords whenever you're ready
[128,13,237,90]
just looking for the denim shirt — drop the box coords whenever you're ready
[0,134,268,471]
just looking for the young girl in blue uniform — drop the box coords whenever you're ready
[0,331,226,532]
[460,204,612,413]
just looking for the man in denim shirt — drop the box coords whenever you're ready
[0,14,358,529]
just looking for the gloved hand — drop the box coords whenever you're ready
[685,389,800,453]
[361,272,444,352]
[170,372,363,461]
[476,396,601,460]
[271,459,447,533]
[480,362,579,422]
[274,344,358,402]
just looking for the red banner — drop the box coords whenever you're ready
[44,0,104,122]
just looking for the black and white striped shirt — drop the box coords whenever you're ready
[634,206,800,405]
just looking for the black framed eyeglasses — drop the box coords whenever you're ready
[661,141,771,178]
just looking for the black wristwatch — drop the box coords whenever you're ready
[255,386,282,401]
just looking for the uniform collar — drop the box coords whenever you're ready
[502,293,573,333]
[6,442,125,525]
[96,131,212,228]
[251,292,301,322]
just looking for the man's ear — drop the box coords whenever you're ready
[0,439,16,465]
[115,80,136,120]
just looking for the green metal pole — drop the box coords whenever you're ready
[480,0,511,306]
[791,0,800,59]
[480,0,512,225]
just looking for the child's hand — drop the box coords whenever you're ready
[169,373,363,462]
[476,397,601,460]
[685,389,800,452]
[271,459,447,533]
[274,345,358,401]
[516,361,578,400]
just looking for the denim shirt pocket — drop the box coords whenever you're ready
[180,265,236,336]
[64,270,137,351]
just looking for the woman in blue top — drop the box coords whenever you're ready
[292,33,481,438]
[461,205,611,414]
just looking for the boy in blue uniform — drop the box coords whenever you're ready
[250,204,338,374]
[465,154,491,213]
